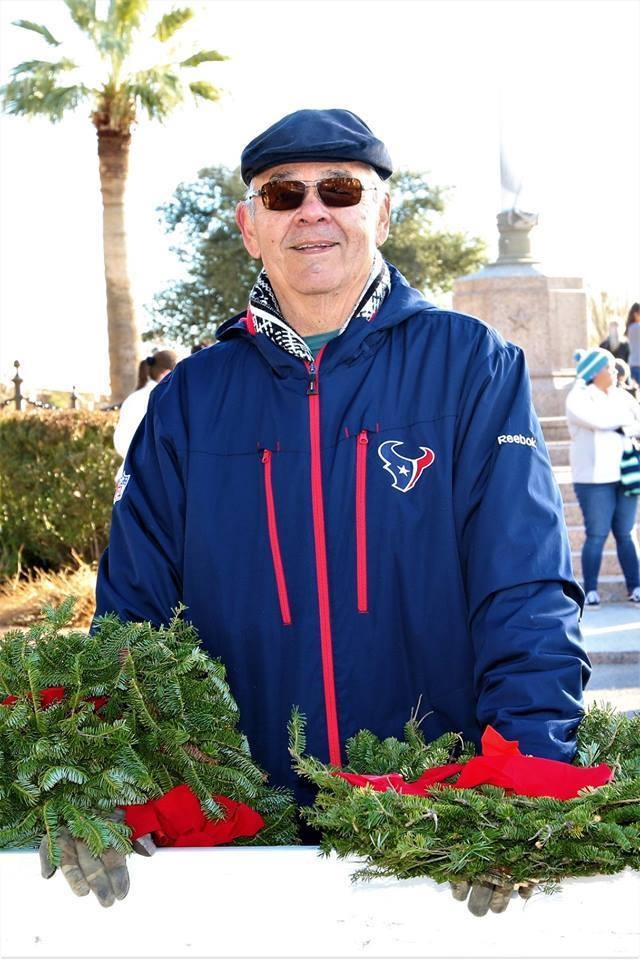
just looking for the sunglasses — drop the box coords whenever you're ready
[247,176,375,211]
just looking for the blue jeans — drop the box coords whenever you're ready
[574,482,640,592]
[631,365,640,385]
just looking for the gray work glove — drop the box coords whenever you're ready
[450,878,536,916]
[38,810,156,908]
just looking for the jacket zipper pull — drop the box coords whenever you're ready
[358,430,368,446]
[261,449,270,465]
[307,362,318,396]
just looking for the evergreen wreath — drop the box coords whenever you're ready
[0,600,297,866]
[289,706,640,891]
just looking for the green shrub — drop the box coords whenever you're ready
[0,411,119,579]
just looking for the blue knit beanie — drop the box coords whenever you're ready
[574,348,613,383]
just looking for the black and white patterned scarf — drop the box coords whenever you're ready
[247,253,391,362]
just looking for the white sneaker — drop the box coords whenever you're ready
[585,590,601,607]
[629,587,640,603]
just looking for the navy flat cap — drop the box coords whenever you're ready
[240,108,393,184]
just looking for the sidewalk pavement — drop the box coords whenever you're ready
[580,602,640,714]
[580,602,640,657]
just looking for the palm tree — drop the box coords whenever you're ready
[1,1,226,401]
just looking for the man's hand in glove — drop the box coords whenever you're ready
[38,811,156,908]
[450,878,536,916]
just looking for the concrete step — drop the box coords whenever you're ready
[567,525,595,551]
[576,575,633,603]
[555,467,578,518]
[537,453,637,603]
[566,524,640,551]
[540,415,570,443]
[572,549,633,578]
[563,502,583,526]
[554,464,573,489]
[547,440,570,467]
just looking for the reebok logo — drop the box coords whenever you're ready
[497,434,537,448]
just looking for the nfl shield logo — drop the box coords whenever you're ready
[113,472,130,504]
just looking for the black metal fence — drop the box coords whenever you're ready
[1,361,119,412]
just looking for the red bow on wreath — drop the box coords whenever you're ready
[121,784,264,846]
[337,725,613,800]
[2,687,108,711]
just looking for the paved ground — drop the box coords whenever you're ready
[580,602,640,713]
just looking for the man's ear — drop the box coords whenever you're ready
[235,202,261,260]
[375,191,391,247]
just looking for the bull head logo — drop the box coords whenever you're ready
[377,441,435,493]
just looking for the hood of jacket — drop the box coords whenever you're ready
[216,262,436,380]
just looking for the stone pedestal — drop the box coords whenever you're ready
[453,263,589,417]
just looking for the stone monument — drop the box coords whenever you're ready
[452,148,589,417]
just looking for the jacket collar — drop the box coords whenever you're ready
[243,253,391,363]
[217,263,436,377]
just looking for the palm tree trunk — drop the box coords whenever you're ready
[97,129,140,403]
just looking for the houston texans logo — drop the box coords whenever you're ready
[377,441,435,493]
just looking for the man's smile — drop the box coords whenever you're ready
[290,240,339,253]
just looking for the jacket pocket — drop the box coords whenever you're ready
[261,449,292,626]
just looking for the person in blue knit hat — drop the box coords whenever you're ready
[566,347,640,606]
[78,107,592,916]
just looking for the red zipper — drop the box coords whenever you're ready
[306,349,342,766]
[355,430,369,613]
[261,449,292,626]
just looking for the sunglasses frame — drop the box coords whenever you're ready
[247,176,376,211]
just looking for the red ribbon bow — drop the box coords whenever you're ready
[337,725,613,800]
[122,784,265,846]
[2,686,108,711]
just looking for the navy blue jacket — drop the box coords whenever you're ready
[96,266,589,804]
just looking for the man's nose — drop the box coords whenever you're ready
[295,185,329,220]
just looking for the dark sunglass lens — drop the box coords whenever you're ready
[317,177,362,207]
[262,180,306,210]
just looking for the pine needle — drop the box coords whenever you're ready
[291,706,640,890]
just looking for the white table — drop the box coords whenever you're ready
[1,847,638,959]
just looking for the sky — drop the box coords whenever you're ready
[0,0,639,394]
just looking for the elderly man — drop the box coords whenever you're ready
[68,109,589,913]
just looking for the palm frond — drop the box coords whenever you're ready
[11,20,61,47]
[2,58,89,122]
[92,0,147,61]
[108,0,147,33]
[3,0,226,128]
[189,81,222,103]
[9,59,78,79]
[153,8,194,42]
[128,68,182,119]
[1,78,90,122]
[180,49,227,68]
[63,0,97,37]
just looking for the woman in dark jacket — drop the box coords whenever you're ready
[600,320,630,362]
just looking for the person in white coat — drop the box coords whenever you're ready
[566,347,640,606]
[113,350,177,481]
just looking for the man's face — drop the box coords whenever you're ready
[235,161,390,300]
